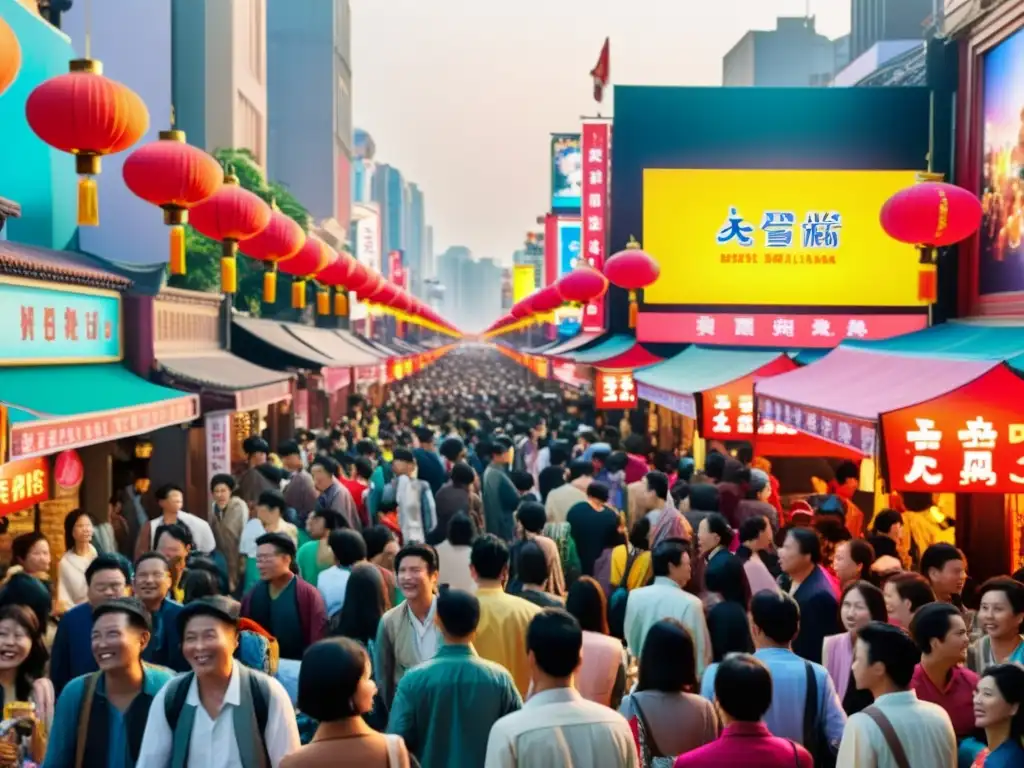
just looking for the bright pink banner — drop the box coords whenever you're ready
[581,120,609,333]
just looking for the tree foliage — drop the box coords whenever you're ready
[167,148,312,316]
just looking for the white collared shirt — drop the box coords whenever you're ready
[409,598,439,662]
[137,663,301,767]
[149,510,218,554]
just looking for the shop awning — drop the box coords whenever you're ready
[845,319,1024,370]
[568,334,663,370]
[158,352,293,412]
[336,331,391,359]
[544,332,603,358]
[284,324,383,367]
[2,364,199,460]
[232,316,335,369]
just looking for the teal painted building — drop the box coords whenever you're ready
[0,0,78,250]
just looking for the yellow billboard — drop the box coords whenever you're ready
[513,265,536,304]
[642,169,926,307]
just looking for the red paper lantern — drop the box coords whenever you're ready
[0,16,21,97]
[532,285,564,313]
[278,236,334,310]
[238,209,306,304]
[315,251,359,316]
[189,172,271,294]
[880,181,983,247]
[122,130,223,277]
[605,238,661,327]
[355,271,384,301]
[557,266,608,304]
[510,300,531,320]
[26,59,149,226]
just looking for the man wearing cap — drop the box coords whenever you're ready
[279,441,318,528]
[241,533,327,661]
[45,596,175,767]
[138,596,301,767]
[237,436,278,510]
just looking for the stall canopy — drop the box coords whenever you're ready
[568,334,663,370]
[635,346,859,459]
[231,317,355,393]
[159,353,293,413]
[756,320,1024,457]
[285,324,384,367]
[543,332,603,358]
[3,364,199,461]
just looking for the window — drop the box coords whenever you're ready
[237,93,264,167]
[247,0,264,82]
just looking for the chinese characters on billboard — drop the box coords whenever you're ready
[1,281,122,365]
[759,395,878,456]
[581,121,610,333]
[596,371,637,410]
[701,359,799,440]
[639,169,928,346]
[883,365,1024,493]
[0,457,49,517]
[550,134,582,212]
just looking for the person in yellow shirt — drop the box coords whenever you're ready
[610,517,653,591]
[470,534,541,696]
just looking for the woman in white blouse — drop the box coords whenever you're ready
[57,509,97,609]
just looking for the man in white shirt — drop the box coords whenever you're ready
[138,596,301,767]
[317,529,368,618]
[135,483,217,561]
[624,538,711,677]
[485,610,637,767]
[836,621,956,768]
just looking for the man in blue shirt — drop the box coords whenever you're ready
[133,552,187,671]
[413,426,448,495]
[700,591,846,759]
[44,596,174,767]
[50,553,132,696]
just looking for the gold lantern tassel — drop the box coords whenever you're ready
[292,279,307,309]
[78,176,99,226]
[316,288,330,315]
[169,225,186,275]
[220,241,238,294]
[334,291,348,316]
[263,263,277,304]
[628,290,639,329]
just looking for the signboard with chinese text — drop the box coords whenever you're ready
[205,412,232,485]
[596,371,637,409]
[388,251,405,288]
[702,358,799,440]
[0,279,121,365]
[581,121,610,333]
[637,383,697,419]
[0,457,49,517]
[551,134,582,212]
[758,394,878,456]
[552,361,588,390]
[351,212,382,322]
[882,364,1024,493]
[9,396,199,461]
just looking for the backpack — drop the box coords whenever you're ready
[164,669,270,765]
[608,548,641,640]
[236,617,280,675]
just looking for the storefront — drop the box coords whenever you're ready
[756,321,1024,578]
[0,244,198,567]
[140,288,295,516]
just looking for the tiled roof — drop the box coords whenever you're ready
[855,44,928,87]
[0,241,133,291]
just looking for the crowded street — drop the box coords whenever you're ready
[1,0,1024,766]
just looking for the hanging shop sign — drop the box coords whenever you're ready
[205,412,232,479]
[596,371,637,410]
[758,395,878,456]
[580,121,609,333]
[639,169,928,345]
[0,457,49,517]
[882,364,1024,493]
[0,278,121,365]
[701,358,799,440]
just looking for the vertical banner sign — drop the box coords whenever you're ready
[388,251,405,289]
[205,412,232,493]
[581,121,609,332]
[595,371,637,409]
[513,265,537,304]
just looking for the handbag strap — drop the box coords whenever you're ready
[862,706,911,768]
[633,697,665,758]
[801,661,818,752]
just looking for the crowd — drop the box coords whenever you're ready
[0,346,1020,767]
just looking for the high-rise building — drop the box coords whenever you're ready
[463,258,503,332]
[437,246,471,326]
[267,0,353,225]
[406,183,426,297]
[424,225,435,282]
[513,232,545,283]
[722,17,839,87]
[172,0,268,167]
[352,128,376,204]
[850,0,933,61]
[372,163,407,275]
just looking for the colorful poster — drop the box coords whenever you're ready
[557,220,582,277]
[551,134,582,211]
[513,265,536,304]
[581,121,610,333]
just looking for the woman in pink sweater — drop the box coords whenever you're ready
[564,576,626,708]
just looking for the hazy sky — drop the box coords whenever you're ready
[351,0,852,265]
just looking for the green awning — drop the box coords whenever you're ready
[635,347,789,394]
[3,364,199,460]
[844,319,1024,371]
[570,334,634,363]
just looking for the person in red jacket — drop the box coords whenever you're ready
[674,654,813,768]
[338,455,373,528]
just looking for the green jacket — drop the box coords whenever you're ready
[387,644,522,768]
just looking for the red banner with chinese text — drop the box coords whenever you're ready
[702,358,798,440]
[0,457,49,517]
[596,371,637,409]
[883,364,1024,493]
[581,121,609,333]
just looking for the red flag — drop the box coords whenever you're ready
[590,37,610,103]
